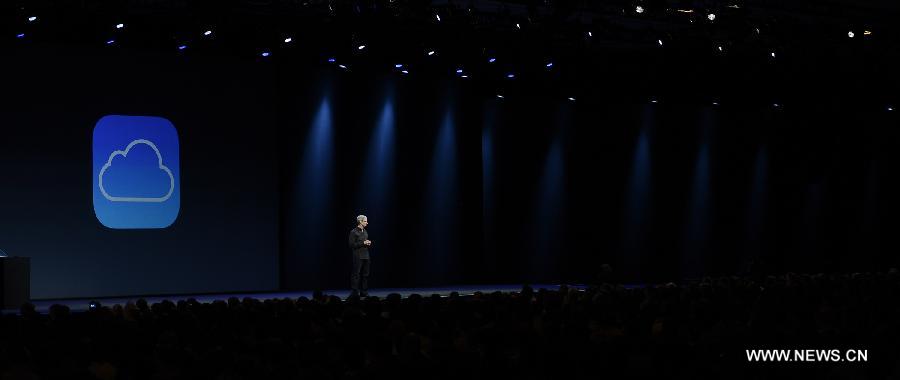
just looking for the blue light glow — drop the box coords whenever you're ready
[422,109,459,283]
[622,118,653,278]
[357,97,397,239]
[292,97,335,285]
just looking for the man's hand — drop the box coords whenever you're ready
[364,240,372,246]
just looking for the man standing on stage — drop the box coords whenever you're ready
[348,215,372,297]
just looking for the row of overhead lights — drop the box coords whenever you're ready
[630,5,874,40]
[15,3,876,40]
[13,10,874,58]
[13,16,583,101]
[11,13,891,109]
[635,5,715,20]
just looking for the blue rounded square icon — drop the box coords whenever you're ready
[92,115,180,229]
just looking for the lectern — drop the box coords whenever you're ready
[0,256,30,310]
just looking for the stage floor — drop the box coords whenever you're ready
[17,284,588,314]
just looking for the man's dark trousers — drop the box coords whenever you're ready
[351,254,369,295]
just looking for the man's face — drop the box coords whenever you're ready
[361,219,368,228]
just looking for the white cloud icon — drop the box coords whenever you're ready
[98,139,175,203]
